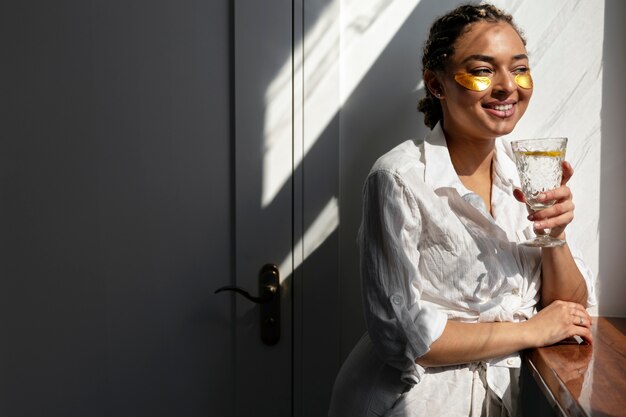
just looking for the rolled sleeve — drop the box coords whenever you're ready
[359,170,448,372]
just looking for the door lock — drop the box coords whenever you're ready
[215,264,280,345]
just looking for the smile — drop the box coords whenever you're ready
[483,103,513,110]
[482,102,516,118]
[491,104,512,111]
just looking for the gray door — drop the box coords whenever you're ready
[1,0,252,415]
[1,0,344,416]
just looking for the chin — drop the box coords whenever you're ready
[483,117,521,137]
[492,124,516,136]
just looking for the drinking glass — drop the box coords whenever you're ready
[511,137,568,247]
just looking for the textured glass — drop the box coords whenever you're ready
[511,137,568,247]
[512,138,567,210]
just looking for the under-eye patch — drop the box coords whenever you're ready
[454,73,491,91]
[514,72,533,89]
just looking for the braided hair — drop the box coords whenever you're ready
[417,3,526,129]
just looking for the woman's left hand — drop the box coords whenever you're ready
[513,161,575,239]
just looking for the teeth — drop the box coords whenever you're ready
[491,104,513,111]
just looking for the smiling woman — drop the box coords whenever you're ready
[327,3,596,417]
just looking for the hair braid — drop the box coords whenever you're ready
[417,3,526,129]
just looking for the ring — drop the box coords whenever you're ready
[579,316,584,326]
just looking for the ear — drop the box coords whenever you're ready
[424,69,444,98]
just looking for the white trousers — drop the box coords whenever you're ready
[327,333,511,417]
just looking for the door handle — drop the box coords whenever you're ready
[214,264,280,346]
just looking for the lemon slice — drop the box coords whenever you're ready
[519,150,564,157]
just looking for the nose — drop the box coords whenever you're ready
[492,70,516,96]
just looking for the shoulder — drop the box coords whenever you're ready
[363,139,429,211]
[369,139,425,180]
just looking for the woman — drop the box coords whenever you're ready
[328,4,596,417]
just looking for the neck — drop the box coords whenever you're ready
[441,125,496,215]
[443,127,495,179]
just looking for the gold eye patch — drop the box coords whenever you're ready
[514,72,533,89]
[454,73,491,91]
[454,71,534,91]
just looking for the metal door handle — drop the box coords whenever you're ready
[214,264,280,345]
[214,284,276,304]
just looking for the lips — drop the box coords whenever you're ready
[482,101,516,118]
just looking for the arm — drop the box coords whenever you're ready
[360,170,448,371]
[541,244,588,307]
[418,300,593,367]
[417,321,529,366]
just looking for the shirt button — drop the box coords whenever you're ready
[512,288,519,295]
[391,294,403,306]
[506,358,515,366]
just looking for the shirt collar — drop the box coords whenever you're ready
[423,122,473,197]
[493,138,521,191]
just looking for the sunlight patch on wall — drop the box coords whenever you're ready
[261,0,421,208]
[340,0,420,103]
[279,197,339,277]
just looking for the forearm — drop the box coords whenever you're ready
[416,320,533,367]
[541,238,588,307]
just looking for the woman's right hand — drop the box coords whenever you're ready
[524,300,593,346]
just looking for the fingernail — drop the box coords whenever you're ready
[534,222,543,229]
[538,193,546,201]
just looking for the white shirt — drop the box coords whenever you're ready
[358,123,596,415]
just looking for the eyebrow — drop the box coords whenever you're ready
[461,53,529,64]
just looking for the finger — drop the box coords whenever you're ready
[533,214,574,237]
[513,187,526,203]
[530,200,574,221]
[561,161,574,186]
[537,186,573,205]
[571,306,593,329]
[571,303,590,318]
[574,314,591,328]
[528,205,574,229]
[578,308,593,326]
[577,327,593,345]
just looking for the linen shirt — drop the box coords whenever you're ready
[358,123,596,415]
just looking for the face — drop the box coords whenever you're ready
[428,21,533,141]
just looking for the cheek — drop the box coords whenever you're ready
[449,85,485,106]
[445,94,477,117]
[519,88,533,105]
[515,89,533,118]
[526,88,533,101]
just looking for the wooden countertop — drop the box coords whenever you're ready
[524,317,626,417]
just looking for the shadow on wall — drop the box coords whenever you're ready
[599,0,626,316]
